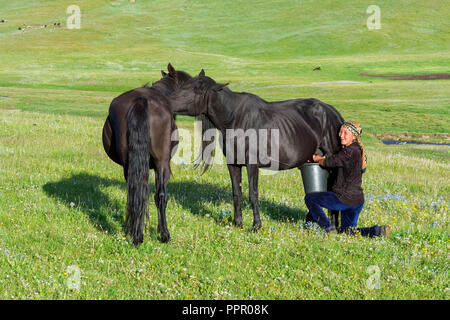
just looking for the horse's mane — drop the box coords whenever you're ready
[146,78,174,95]
[194,87,218,173]
[143,70,193,94]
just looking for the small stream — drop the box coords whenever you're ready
[382,140,450,146]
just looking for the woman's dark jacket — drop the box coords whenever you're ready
[322,142,364,206]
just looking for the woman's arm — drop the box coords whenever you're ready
[312,147,355,168]
[323,147,355,168]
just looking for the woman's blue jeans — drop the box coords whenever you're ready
[304,192,382,237]
[304,191,363,231]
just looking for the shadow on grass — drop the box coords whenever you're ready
[43,173,127,235]
[43,173,307,235]
[169,180,307,224]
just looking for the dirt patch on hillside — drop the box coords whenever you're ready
[360,72,450,80]
[1,105,16,110]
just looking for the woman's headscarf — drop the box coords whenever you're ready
[342,121,367,173]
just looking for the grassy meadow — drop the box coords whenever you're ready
[0,0,448,299]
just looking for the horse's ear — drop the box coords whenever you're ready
[212,83,228,91]
[199,69,205,77]
[168,63,176,77]
[161,70,167,77]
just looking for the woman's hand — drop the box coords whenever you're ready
[312,154,323,162]
[312,154,325,166]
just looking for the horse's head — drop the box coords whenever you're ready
[150,63,192,95]
[168,69,228,116]
[169,70,228,172]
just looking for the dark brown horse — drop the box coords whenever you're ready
[102,64,192,245]
[168,71,344,231]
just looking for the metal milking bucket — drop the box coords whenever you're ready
[300,163,329,194]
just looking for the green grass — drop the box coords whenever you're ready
[0,0,448,299]
[0,111,448,299]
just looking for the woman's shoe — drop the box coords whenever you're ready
[325,226,337,234]
[379,225,390,239]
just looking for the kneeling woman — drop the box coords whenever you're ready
[305,121,389,238]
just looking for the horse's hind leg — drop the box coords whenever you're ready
[227,165,243,228]
[154,161,170,243]
[247,164,261,231]
[102,116,122,166]
[327,169,340,230]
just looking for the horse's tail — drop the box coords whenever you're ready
[125,97,150,246]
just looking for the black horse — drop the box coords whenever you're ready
[169,71,344,231]
[102,63,192,245]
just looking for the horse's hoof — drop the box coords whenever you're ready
[160,232,170,243]
[132,236,144,246]
[252,222,262,232]
[233,220,243,228]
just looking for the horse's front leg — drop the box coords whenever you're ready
[247,164,261,231]
[227,164,243,227]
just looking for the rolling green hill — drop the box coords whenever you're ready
[1,0,449,89]
[1,0,448,138]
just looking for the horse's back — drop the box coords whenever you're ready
[230,95,343,168]
[104,87,176,167]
